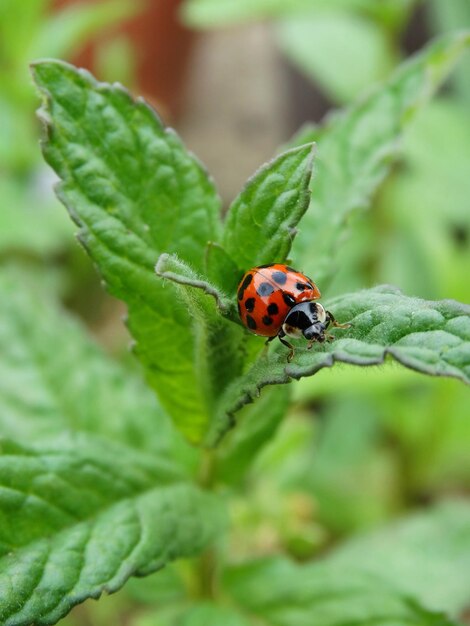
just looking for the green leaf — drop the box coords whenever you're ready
[222,143,315,270]
[204,241,243,299]
[0,435,224,626]
[293,31,470,286]
[32,60,222,444]
[155,253,236,320]
[210,286,470,442]
[277,11,395,105]
[155,253,245,441]
[0,269,178,457]
[223,502,470,626]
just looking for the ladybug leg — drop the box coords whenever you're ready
[263,335,276,356]
[325,310,351,330]
[278,333,295,362]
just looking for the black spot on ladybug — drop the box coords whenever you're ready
[246,315,257,330]
[283,293,296,307]
[296,282,307,291]
[272,271,287,285]
[307,283,314,290]
[257,282,275,296]
[245,297,255,312]
[256,263,274,269]
[262,316,273,326]
[267,303,279,315]
[238,273,253,300]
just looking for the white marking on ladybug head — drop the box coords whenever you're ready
[311,302,326,323]
[282,323,303,339]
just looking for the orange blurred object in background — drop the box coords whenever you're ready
[52,0,196,120]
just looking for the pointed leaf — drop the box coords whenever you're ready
[32,60,222,444]
[204,242,243,299]
[209,286,470,444]
[155,253,236,320]
[0,435,224,626]
[155,254,245,441]
[222,143,315,270]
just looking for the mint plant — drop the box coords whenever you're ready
[0,31,469,626]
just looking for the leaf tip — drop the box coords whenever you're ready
[155,253,171,278]
[30,58,71,88]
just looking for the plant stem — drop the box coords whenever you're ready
[195,448,218,598]
[198,447,217,489]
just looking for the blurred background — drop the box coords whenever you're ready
[1,0,469,624]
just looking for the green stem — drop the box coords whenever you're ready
[195,449,218,599]
[198,448,217,489]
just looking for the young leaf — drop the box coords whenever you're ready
[155,253,236,320]
[204,242,243,299]
[222,143,315,270]
[155,253,245,438]
[293,31,470,285]
[209,286,470,444]
[0,269,176,456]
[223,502,470,626]
[32,60,222,444]
[0,435,224,626]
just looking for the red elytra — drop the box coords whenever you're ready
[237,263,321,337]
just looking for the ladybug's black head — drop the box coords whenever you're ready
[282,301,327,341]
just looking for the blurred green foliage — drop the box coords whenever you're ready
[0,0,137,257]
[0,1,469,625]
[181,0,470,544]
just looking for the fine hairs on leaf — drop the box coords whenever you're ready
[30,33,470,450]
[13,28,470,626]
[206,286,470,445]
[0,435,224,626]
[155,253,236,320]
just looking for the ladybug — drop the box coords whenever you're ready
[237,264,349,361]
